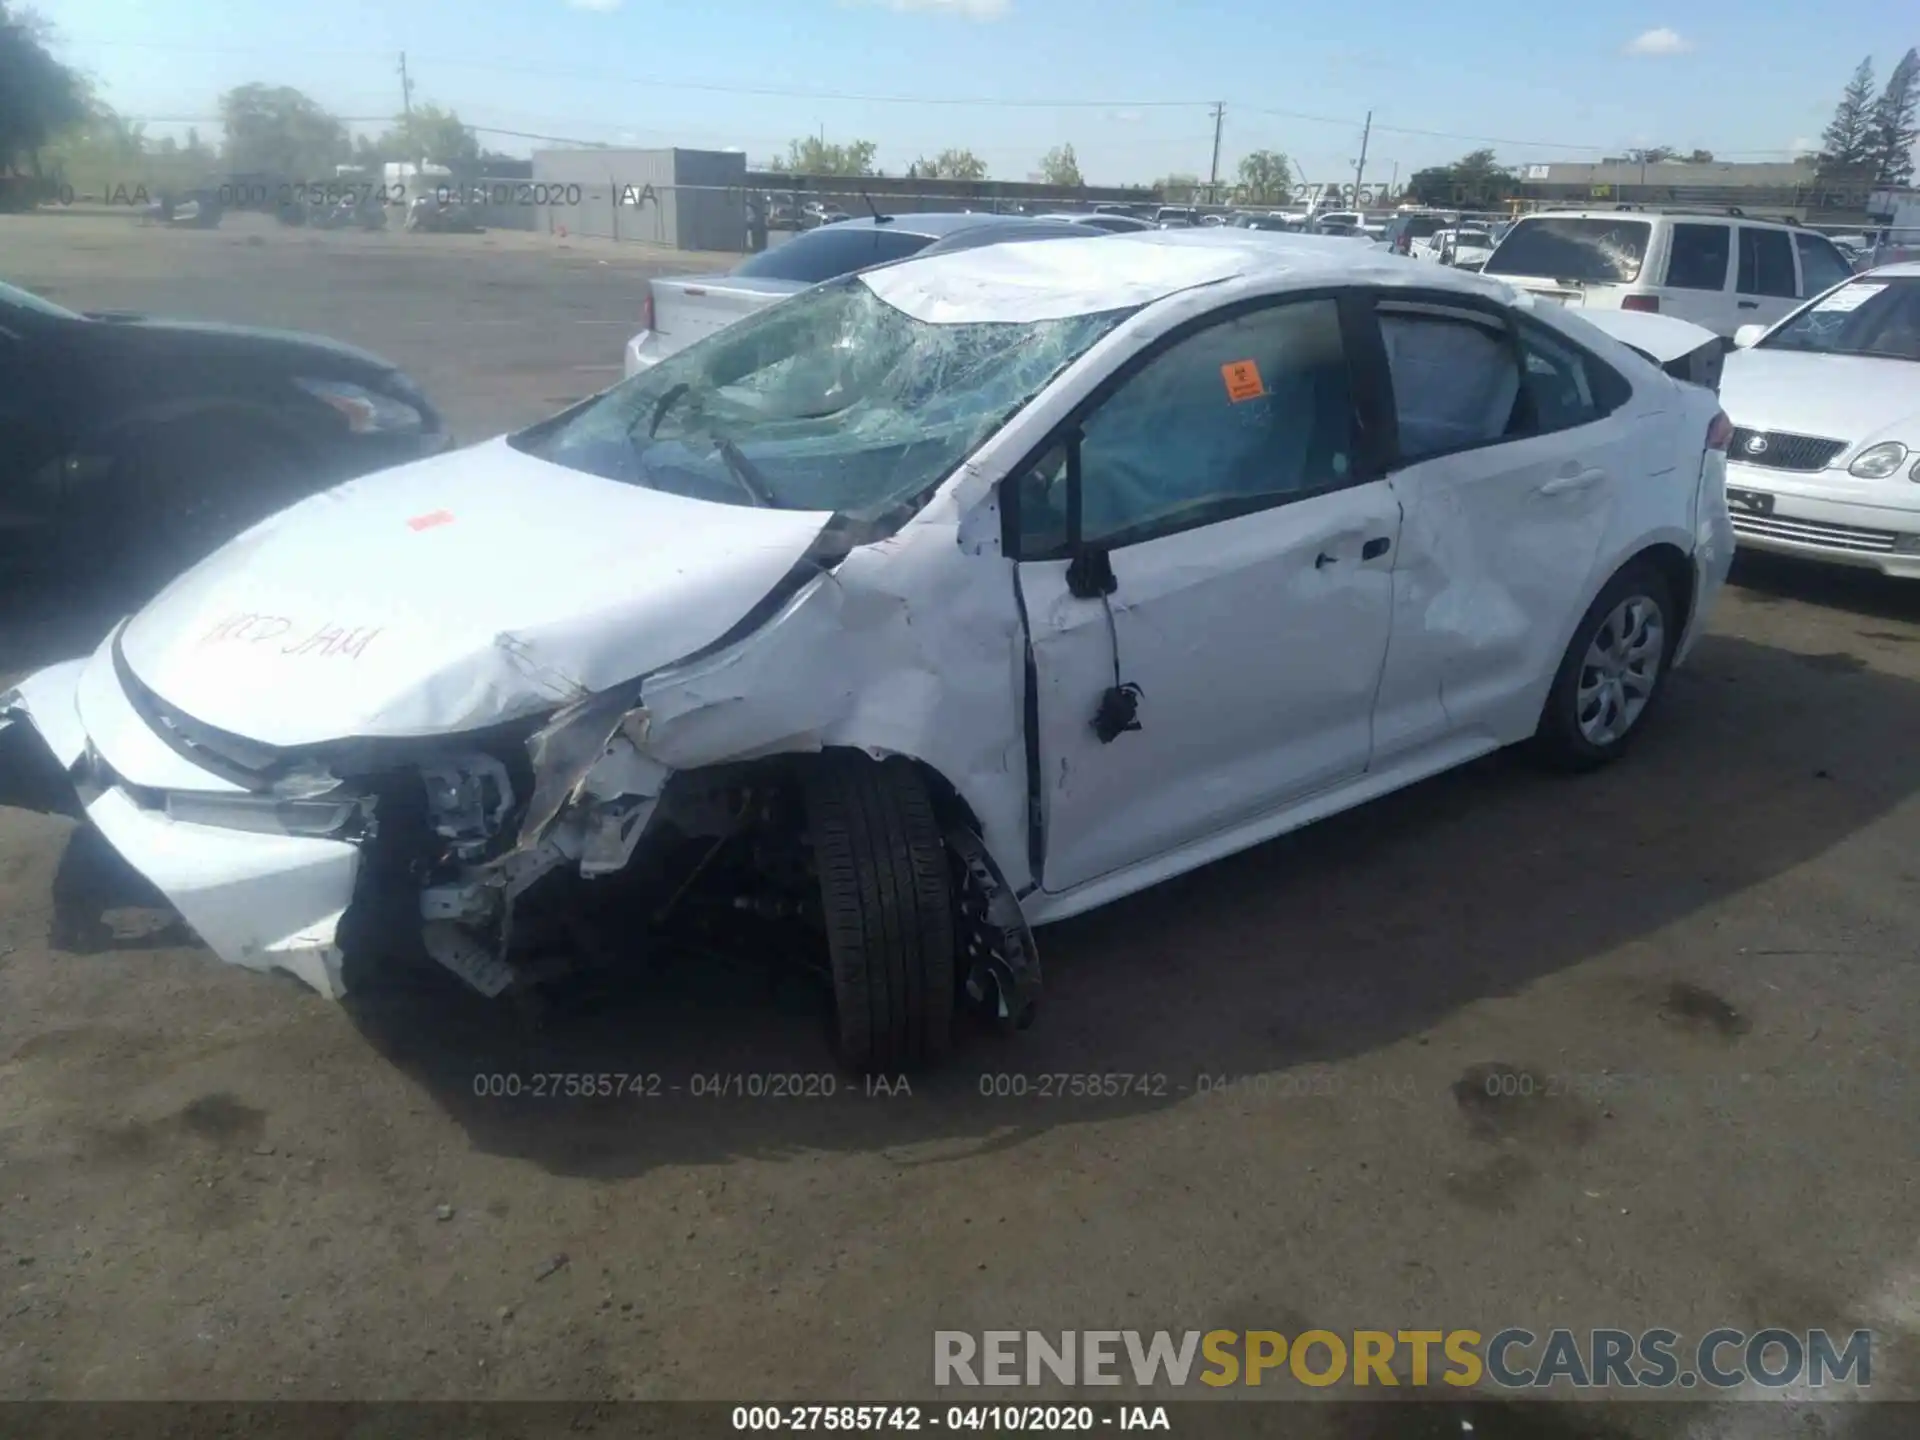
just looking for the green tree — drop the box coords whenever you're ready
[218,83,348,178]
[0,3,87,180]
[374,103,478,169]
[1405,148,1516,208]
[1039,143,1083,188]
[1866,47,1919,187]
[767,136,878,176]
[1153,171,1202,202]
[913,147,987,181]
[1235,149,1294,203]
[1819,57,1879,177]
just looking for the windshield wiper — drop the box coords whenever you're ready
[713,435,777,507]
[644,382,690,439]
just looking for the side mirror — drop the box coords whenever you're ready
[1732,324,1765,350]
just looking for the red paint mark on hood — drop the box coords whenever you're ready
[408,510,455,532]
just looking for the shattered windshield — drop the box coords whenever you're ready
[1759,277,1920,362]
[512,276,1132,520]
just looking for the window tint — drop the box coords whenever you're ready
[1664,223,1730,291]
[1794,233,1852,297]
[1016,300,1356,553]
[1379,308,1520,461]
[1483,217,1650,284]
[730,226,931,284]
[1736,227,1796,298]
[1512,324,1615,434]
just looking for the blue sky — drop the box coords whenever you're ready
[39,0,1920,186]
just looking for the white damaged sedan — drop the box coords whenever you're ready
[0,231,1736,1070]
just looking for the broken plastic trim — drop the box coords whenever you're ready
[950,825,1040,1029]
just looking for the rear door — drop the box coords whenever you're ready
[1734,225,1801,330]
[1360,294,1641,757]
[1656,221,1735,332]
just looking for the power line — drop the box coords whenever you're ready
[73,36,1815,161]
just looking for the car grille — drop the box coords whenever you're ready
[1728,428,1846,472]
[1731,514,1900,553]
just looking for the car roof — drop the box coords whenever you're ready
[823,211,1062,239]
[860,227,1519,323]
[1860,260,1920,278]
[1519,209,1803,230]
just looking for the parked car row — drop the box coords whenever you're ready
[5,215,1909,1076]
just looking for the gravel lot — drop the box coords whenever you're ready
[1,210,1917,1434]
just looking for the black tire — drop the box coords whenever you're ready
[803,753,956,1072]
[109,425,305,597]
[1530,559,1677,772]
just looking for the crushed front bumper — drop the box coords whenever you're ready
[1,658,360,998]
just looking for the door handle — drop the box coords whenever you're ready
[1361,536,1391,560]
[1538,467,1605,496]
[1737,300,1759,309]
[1314,551,1338,569]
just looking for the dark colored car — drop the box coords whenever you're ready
[625,212,1107,374]
[0,279,451,592]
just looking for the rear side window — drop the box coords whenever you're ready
[1512,322,1631,433]
[1483,217,1651,284]
[1794,234,1852,296]
[1378,307,1520,461]
[731,227,931,284]
[1664,223,1730,291]
[1736,228,1796,298]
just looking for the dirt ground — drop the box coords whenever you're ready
[1,210,1917,1434]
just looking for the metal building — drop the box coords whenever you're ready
[531,148,747,251]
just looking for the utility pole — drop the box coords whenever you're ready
[398,51,415,161]
[1207,102,1224,204]
[1352,109,1372,208]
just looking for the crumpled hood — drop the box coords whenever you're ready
[1720,350,1920,454]
[117,437,834,747]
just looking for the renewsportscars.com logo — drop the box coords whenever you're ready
[934,1328,1874,1391]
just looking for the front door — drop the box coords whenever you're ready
[1008,294,1400,895]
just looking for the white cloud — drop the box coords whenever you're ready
[1788,136,1818,155]
[870,0,1010,16]
[566,0,622,11]
[1624,27,1692,55]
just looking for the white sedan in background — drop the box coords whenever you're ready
[1718,262,1920,576]
[0,232,1734,1070]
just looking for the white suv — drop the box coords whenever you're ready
[1481,209,1855,338]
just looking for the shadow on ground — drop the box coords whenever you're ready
[44,627,1920,1181]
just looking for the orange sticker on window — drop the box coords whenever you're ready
[1221,359,1266,402]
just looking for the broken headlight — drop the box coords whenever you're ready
[420,753,516,860]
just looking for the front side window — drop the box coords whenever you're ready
[1794,233,1853,297]
[1379,307,1519,461]
[1664,223,1730,291]
[516,277,1131,522]
[1015,299,1357,554]
[1737,227,1796,298]
[1483,217,1651,284]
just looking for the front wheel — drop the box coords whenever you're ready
[803,754,956,1073]
[1530,561,1676,771]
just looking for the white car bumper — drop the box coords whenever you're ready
[1,654,360,999]
[1723,460,1920,579]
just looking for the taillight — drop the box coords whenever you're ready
[1621,293,1660,313]
[1707,411,1733,452]
[639,282,655,332]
